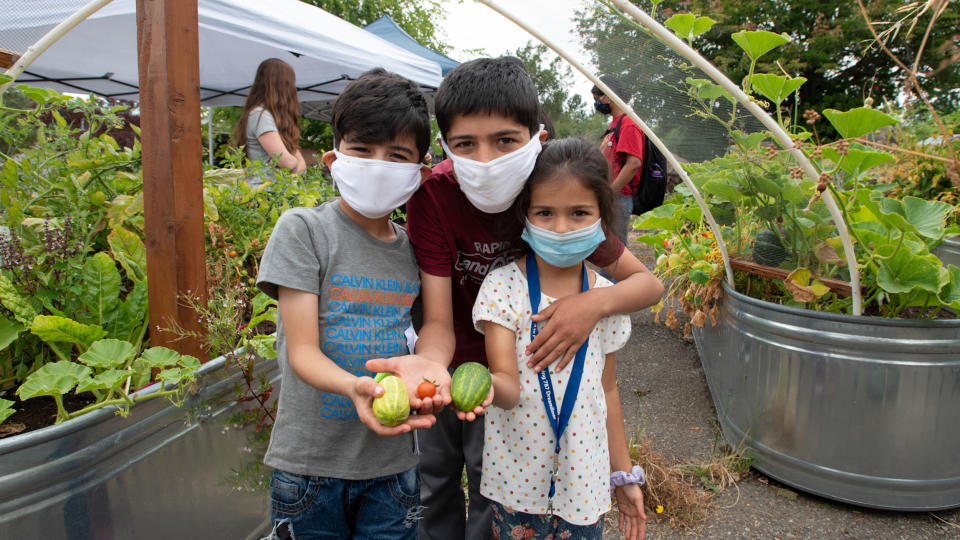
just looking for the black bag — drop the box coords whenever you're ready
[608,114,668,215]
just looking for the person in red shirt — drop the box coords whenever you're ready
[366,58,664,540]
[592,75,645,244]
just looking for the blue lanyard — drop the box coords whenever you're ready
[526,254,590,499]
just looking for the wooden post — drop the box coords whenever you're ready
[0,49,19,70]
[136,0,208,360]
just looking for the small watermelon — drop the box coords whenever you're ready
[373,372,390,383]
[752,229,788,267]
[372,375,410,426]
[450,362,492,412]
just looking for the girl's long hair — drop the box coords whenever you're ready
[232,58,301,154]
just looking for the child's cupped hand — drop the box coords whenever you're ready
[365,354,452,414]
[454,385,494,422]
[350,376,436,436]
[615,483,647,540]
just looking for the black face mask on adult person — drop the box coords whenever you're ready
[594,99,612,115]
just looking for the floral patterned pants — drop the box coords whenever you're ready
[491,501,603,540]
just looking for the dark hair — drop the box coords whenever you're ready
[331,68,431,159]
[435,57,541,139]
[590,74,631,103]
[233,58,301,154]
[514,138,620,237]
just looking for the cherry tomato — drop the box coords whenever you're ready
[228,250,238,258]
[416,380,437,399]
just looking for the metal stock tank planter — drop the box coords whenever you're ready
[934,236,960,269]
[0,352,279,538]
[693,282,960,511]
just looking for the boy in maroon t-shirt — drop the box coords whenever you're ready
[366,58,664,540]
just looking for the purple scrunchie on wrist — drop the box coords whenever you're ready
[609,465,645,495]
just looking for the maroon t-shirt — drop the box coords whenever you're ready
[406,163,625,368]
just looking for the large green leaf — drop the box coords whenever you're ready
[821,147,894,178]
[701,180,744,203]
[203,168,244,185]
[78,338,136,369]
[0,273,37,325]
[0,398,14,424]
[107,226,146,283]
[109,279,148,342]
[634,203,686,231]
[139,346,181,369]
[749,74,806,106]
[822,107,898,139]
[685,77,730,103]
[731,131,769,150]
[731,30,790,62]
[76,369,130,394]
[246,335,277,360]
[0,313,23,351]
[937,265,960,310]
[17,361,92,400]
[665,14,716,43]
[900,197,953,240]
[877,250,943,294]
[30,315,107,350]
[80,252,122,325]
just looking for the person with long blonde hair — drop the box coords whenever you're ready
[233,58,306,175]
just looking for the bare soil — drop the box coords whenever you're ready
[599,233,960,539]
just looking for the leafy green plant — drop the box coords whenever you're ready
[16,332,200,424]
[636,10,959,322]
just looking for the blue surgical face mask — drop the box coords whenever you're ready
[521,218,606,268]
[594,99,611,115]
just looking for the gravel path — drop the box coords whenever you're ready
[598,236,960,539]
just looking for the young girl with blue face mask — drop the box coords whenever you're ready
[471,138,648,540]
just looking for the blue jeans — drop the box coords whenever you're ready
[616,193,634,245]
[266,466,421,539]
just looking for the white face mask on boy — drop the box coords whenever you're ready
[441,125,544,214]
[330,150,423,219]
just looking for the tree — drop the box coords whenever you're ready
[301,0,451,54]
[577,1,960,124]
[511,42,608,140]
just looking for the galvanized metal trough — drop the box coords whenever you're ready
[693,282,960,510]
[0,352,279,538]
[934,235,960,269]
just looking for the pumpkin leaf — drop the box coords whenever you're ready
[76,369,130,394]
[17,361,92,400]
[937,265,960,309]
[701,180,744,203]
[821,147,894,178]
[30,315,107,350]
[784,268,830,302]
[665,14,716,43]
[139,346,181,369]
[877,250,943,294]
[731,30,791,62]
[731,130,769,150]
[822,107,898,139]
[77,338,136,369]
[685,77,731,103]
[814,241,845,265]
[749,74,806,106]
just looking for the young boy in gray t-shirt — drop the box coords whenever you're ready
[255,69,438,540]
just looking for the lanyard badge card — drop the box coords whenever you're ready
[525,255,590,514]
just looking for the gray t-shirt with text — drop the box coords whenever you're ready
[256,201,420,479]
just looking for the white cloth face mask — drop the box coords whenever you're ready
[441,125,543,214]
[331,150,423,219]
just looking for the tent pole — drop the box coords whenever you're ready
[207,106,214,166]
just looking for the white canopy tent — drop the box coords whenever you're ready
[1,0,443,107]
